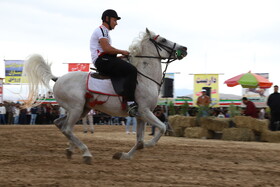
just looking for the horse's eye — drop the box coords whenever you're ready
[161,38,166,43]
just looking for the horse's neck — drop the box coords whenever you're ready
[134,57,162,85]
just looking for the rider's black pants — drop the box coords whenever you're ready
[95,55,137,101]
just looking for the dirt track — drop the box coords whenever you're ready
[0,125,280,187]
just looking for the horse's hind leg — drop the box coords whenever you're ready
[54,116,74,159]
[60,110,93,164]
[54,115,67,129]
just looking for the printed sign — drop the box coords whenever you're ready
[68,63,90,72]
[5,60,28,84]
[193,74,220,107]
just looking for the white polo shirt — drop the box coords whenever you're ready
[90,25,111,64]
[0,106,6,114]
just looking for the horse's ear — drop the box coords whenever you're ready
[146,28,151,36]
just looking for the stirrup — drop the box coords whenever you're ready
[128,103,138,117]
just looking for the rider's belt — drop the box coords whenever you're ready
[98,52,107,57]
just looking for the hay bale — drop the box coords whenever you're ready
[168,115,197,137]
[168,115,196,128]
[168,115,181,130]
[173,127,185,137]
[260,130,280,143]
[233,116,269,133]
[222,128,255,141]
[168,115,184,137]
[184,127,211,139]
[200,117,230,131]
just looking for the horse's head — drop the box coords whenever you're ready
[145,28,187,62]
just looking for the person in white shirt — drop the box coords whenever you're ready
[90,9,138,117]
[82,109,95,134]
[13,104,20,124]
[59,106,66,118]
[0,103,7,124]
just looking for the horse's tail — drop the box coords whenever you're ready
[23,54,58,108]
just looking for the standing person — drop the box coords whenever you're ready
[150,108,166,136]
[30,106,38,125]
[6,102,14,124]
[82,109,95,134]
[196,89,211,117]
[267,85,280,131]
[13,104,20,125]
[242,97,258,118]
[90,9,138,117]
[59,106,66,118]
[36,104,45,124]
[125,116,136,134]
[0,103,6,124]
[19,107,28,124]
[45,104,53,124]
[258,108,265,120]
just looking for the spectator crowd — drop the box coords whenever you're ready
[0,98,277,131]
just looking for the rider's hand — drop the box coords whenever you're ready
[121,50,130,56]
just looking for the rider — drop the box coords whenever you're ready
[90,9,138,116]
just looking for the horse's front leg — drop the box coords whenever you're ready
[112,119,146,160]
[113,109,165,160]
[141,110,166,148]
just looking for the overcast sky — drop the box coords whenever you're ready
[1,0,280,100]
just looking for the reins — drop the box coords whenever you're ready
[133,35,177,91]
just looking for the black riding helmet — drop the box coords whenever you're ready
[101,9,121,30]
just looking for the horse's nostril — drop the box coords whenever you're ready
[183,47,187,51]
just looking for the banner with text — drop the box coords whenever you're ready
[68,63,90,72]
[193,74,219,107]
[4,60,28,84]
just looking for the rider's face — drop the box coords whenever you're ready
[105,17,118,30]
[109,17,118,29]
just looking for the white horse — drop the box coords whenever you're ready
[23,28,187,164]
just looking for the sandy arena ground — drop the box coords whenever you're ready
[0,124,280,187]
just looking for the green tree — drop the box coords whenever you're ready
[195,106,210,126]
[229,103,241,117]
[179,101,189,116]
[168,101,176,115]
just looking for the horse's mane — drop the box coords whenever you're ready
[129,30,155,65]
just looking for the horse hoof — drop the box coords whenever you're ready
[83,156,92,165]
[112,152,123,160]
[66,149,73,160]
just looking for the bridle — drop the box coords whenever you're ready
[133,35,178,89]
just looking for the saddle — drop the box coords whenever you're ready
[88,72,126,97]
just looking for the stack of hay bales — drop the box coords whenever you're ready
[168,115,280,142]
[221,116,269,141]
[200,117,231,131]
[184,127,210,139]
[222,128,255,141]
[233,116,268,133]
[168,115,196,137]
[261,130,280,143]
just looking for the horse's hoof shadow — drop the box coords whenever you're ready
[112,152,123,160]
[65,148,73,160]
[83,156,92,165]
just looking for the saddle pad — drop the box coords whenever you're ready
[87,73,119,96]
